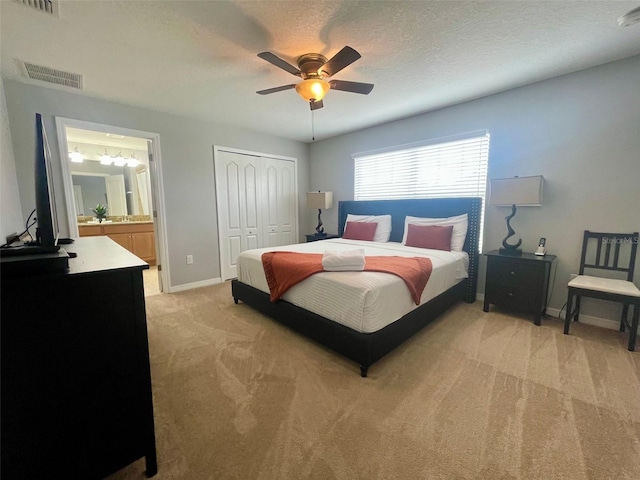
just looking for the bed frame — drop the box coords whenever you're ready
[231,197,482,377]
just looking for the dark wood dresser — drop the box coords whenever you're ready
[1,237,157,479]
[483,250,557,325]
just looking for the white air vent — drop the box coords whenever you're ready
[15,0,59,16]
[22,62,83,89]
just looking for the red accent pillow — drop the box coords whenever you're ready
[342,221,378,241]
[405,224,453,251]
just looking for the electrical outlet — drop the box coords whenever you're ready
[186,255,193,265]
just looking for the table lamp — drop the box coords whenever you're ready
[306,191,333,236]
[489,175,543,256]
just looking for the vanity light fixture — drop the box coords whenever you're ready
[69,145,83,163]
[113,151,127,167]
[96,148,140,167]
[127,153,139,168]
[100,148,113,165]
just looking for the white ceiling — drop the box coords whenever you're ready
[2,1,640,144]
[65,127,149,151]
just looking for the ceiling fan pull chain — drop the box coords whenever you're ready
[311,109,315,141]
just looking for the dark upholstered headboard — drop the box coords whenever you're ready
[337,197,482,302]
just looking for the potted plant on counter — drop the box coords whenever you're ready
[92,204,108,223]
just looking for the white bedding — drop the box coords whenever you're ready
[237,239,469,334]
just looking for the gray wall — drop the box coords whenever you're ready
[309,55,640,320]
[4,55,639,321]
[0,78,23,241]
[3,80,310,288]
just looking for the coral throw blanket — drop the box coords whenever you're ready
[261,252,433,304]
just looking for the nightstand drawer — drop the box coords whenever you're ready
[485,283,539,311]
[487,258,541,286]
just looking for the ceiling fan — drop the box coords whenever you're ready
[256,46,374,110]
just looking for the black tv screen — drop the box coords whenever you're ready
[34,113,59,248]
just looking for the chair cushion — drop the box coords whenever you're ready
[568,275,640,297]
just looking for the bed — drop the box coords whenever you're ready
[231,197,481,376]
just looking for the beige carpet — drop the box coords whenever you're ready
[143,266,162,297]
[108,281,640,480]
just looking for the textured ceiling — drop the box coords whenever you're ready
[2,1,640,144]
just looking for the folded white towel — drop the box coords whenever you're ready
[322,249,366,271]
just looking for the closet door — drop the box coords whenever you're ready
[215,148,298,281]
[262,157,296,247]
[215,151,262,280]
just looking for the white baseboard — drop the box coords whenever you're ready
[475,293,629,333]
[167,277,222,293]
[543,306,623,331]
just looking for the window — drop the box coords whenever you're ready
[353,131,490,249]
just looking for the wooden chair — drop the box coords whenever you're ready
[564,230,640,351]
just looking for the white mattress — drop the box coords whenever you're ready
[237,239,469,334]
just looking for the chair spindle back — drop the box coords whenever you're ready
[579,230,639,281]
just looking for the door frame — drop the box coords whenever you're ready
[213,145,299,281]
[55,117,170,292]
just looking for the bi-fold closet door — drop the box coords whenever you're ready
[215,148,297,280]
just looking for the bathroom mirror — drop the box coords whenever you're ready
[71,164,150,218]
[62,126,153,224]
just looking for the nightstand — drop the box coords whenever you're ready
[483,250,557,325]
[305,233,339,242]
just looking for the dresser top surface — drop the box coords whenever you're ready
[66,237,149,274]
[1,236,148,280]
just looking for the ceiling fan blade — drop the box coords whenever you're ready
[256,84,297,95]
[320,46,361,77]
[257,52,302,77]
[310,99,324,111]
[329,80,374,95]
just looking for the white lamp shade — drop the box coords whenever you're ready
[489,175,544,206]
[306,191,333,210]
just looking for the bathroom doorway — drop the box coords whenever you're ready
[55,118,169,294]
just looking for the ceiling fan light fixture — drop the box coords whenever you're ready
[295,79,330,102]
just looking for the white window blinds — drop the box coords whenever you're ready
[353,131,490,249]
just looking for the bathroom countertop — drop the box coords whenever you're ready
[79,221,153,226]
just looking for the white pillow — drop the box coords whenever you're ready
[402,214,468,252]
[345,214,392,242]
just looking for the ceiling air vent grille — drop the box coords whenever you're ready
[15,0,59,16]
[22,62,83,89]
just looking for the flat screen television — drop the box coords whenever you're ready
[0,113,70,266]
[33,112,60,250]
